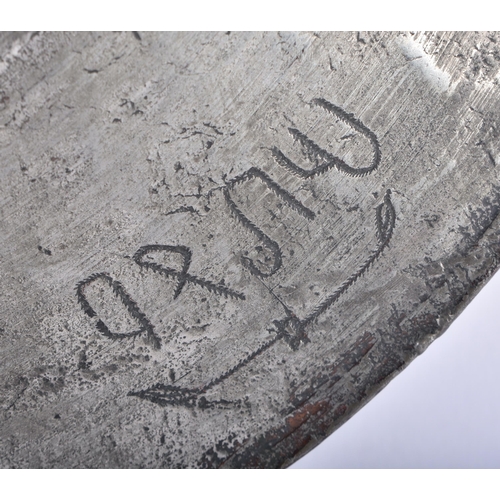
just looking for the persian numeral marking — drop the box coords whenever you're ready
[133,244,245,301]
[76,273,161,350]
[271,98,381,178]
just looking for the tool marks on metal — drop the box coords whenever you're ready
[133,244,246,300]
[131,191,395,409]
[75,98,396,409]
[76,273,161,349]
[271,98,381,179]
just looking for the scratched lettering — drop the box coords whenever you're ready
[271,98,381,178]
[76,273,161,350]
[133,244,246,300]
[75,98,397,410]
[223,167,315,278]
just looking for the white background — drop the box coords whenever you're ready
[291,268,500,468]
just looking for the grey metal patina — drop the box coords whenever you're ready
[1,32,499,468]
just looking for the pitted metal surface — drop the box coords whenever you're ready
[1,31,499,467]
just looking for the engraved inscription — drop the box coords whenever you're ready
[75,98,397,410]
[271,98,381,178]
[223,167,315,278]
[130,191,395,409]
[133,245,246,300]
[76,273,161,350]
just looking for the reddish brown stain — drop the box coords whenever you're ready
[288,331,376,408]
[286,400,330,430]
[333,403,347,419]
